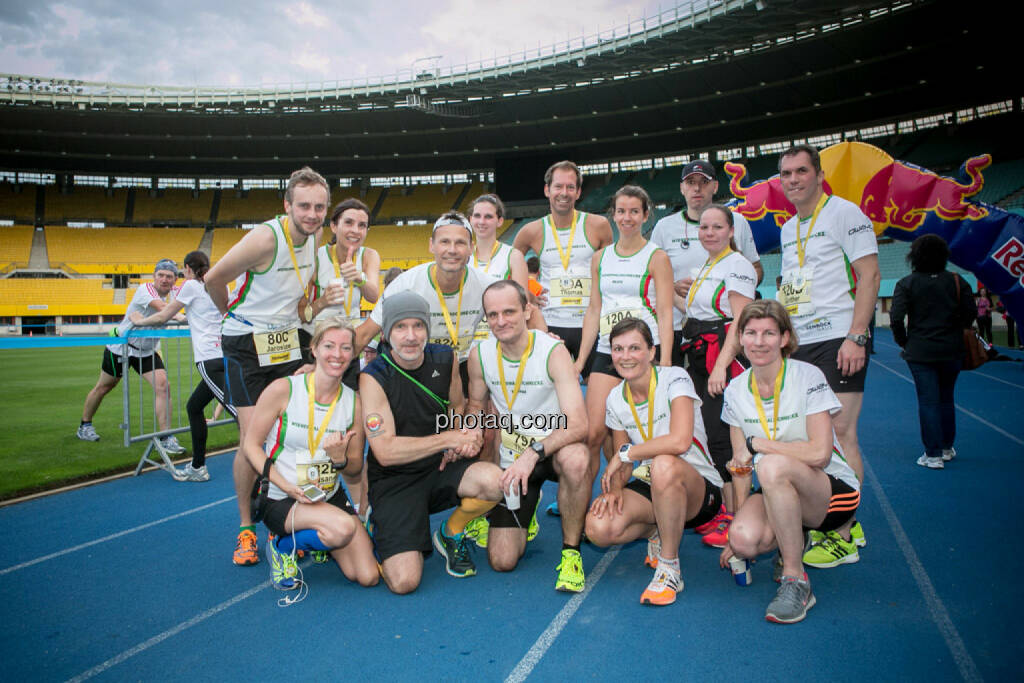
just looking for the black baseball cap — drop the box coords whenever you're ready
[681,160,716,181]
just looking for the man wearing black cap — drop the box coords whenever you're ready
[359,291,504,593]
[78,258,185,454]
[650,160,763,364]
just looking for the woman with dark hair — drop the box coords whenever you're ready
[889,234,976,469]
[132,250,238,481]
[975,285,992,343]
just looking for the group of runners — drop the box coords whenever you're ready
[78,144,880,624]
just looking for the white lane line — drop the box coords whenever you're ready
[871,359,1024,447]
[873,338,1024,390]
[505,547,620,683]
[66,580,271,683]
[863,459,982,682]
[972,371,1024,390]
[0,496,234,576]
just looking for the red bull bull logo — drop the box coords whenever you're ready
[860,155,991,233]
[725,162,833,229]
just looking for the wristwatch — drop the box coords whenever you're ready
[745,435,758,457]
[618,444,632,463]
[530,441,547,461]
[845,332,869,346]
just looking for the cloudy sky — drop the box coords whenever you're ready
[1,0,662,87]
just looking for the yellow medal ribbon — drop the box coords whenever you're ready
[473,240,500,270]
[430,265,464,349]
[795,192,829,268]
[687,246,733,308]
[625,366,658,442]
[549,210,579,272]
[749,359,786,440]
[328,244,357,317]
[280,216,311,295]
[306,372,341,455]
[497,331,535,411]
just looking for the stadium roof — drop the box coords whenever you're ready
[0,0,1015,179]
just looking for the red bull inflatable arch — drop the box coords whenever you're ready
[725,141,1024,323]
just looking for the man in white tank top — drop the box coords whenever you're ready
[465,280,591,592]
[513,160,613,375]
[204,166,330,568]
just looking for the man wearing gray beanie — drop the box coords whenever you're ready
[360,290,504,593]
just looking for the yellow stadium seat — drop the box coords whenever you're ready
[46,227,205,273]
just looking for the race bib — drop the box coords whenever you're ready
[631,460,654,484]
[253,327,301,366]
[429,330,475,356]
[779,268,815,317]
[295,448,337,494]
[473,319,492,342]
[549,277,591,307]
[498,426,551,468]
[600,308,644,337]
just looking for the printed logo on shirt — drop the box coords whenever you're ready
[847,223,874,236]
[730,272,757,284]
[807,382,830,396]
[804,317,833,333]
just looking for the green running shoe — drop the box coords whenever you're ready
[464,516,490,549]
[527,491,543,542]
[554,548,585,593]
[802,531,859,569]
[267,538,299,590]
[849,521,866,548]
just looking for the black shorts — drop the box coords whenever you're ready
[750,473,860,533]
[459,359,470,399]
[489,456,558,530]
[367,457,477,562]
[791,337,867,393]
[221,333,307,408]
[625,475,722,530]
[262,489,356,539]
[101,349,164,378]
[672,329,686,368]
[548,326,596,378]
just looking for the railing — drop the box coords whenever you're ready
[0,1,752,108]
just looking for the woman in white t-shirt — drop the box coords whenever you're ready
[131,250,237,482]
[585,318,723,607]
[720,300,860,625]
[243,317,378,592]
[679,205,757,549]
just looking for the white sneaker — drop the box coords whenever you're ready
[161,435,186,454]
[941,447,957,462]
[76,424,100,441]
[175,464,210,482]
[916,454,944,469]
[644,530,661,569]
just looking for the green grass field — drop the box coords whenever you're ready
[0,339,238,500]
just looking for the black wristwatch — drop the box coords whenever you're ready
[745,435,758,457]
[530,441,547,461]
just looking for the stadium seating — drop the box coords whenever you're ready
[455,182,489,213]
[132,189,211,225]
[46,226,204,273]
[210,227,248,263]
[975,158,1024,205]
[364,224,433,267]
[0,225,35,270]
[46,186,127,224]
[579,172,635,213]
[0,277,126,316]
[0,183,37,223]
[375,184,465,221]
[217,189,284,225]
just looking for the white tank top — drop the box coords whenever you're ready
[175,279,223,362]
[265,374,357,501]
[222,216,316,335]
[538,211,595,327]
[471,242,515,280]
[312,244,365,325]
[596,240,662,355]
[477,331,564,468]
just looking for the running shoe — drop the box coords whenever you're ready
[765,575,815,624]
[640,564,682,606]
[233,529,259,566]
[174,464,210,482]
[694,504,725,535]
[850,521,866,548]
[432,527,477,578]
[700,512,733,548]
[554,548,585,593]
[76,424,100,442]
[942,447,957,462]
[802,530,860,568]
[546,500,561,517]
[807,529,826,547]
[160,435,186,454]
[311,551,330,564]
[916,454,944,469]
[644,530,661,569]
[266,537,299,590]
[527,491,543,542]
[464,516,490,549]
